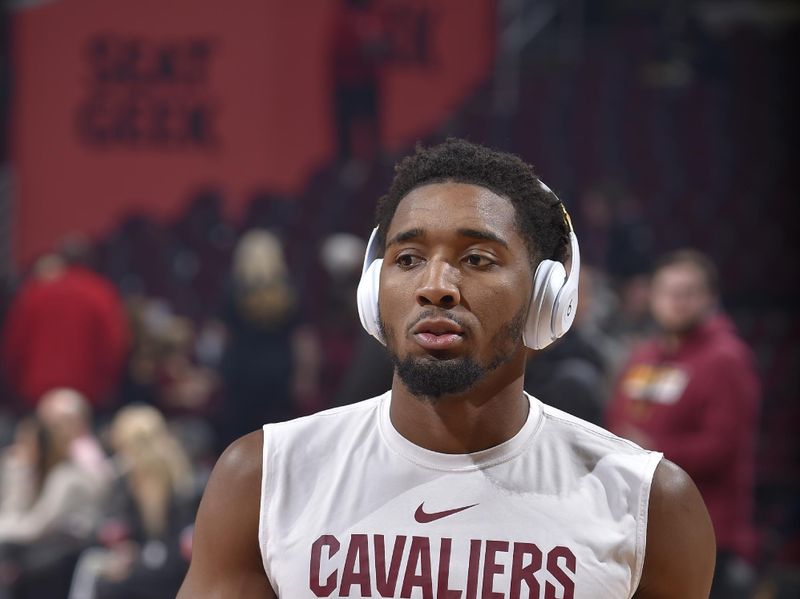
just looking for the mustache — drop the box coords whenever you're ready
[406,309,470,335]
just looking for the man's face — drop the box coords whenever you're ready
[650,262,715,334]
[378,182,533,399]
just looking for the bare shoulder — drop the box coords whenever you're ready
[213,429,265,488]
[635,459,716,599]
[177,430,276,599]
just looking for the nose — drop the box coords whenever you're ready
[415,259,461,308]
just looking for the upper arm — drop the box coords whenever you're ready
[177,431,276,599]
[634,459,716,599]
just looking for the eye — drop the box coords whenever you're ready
[396,253,423,269]
[464,253,495,268]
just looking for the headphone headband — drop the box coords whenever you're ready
[362,227,382,274]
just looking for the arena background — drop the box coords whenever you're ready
[0,0,797,597]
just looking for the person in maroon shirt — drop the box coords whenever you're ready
[1,253,130,411]
[607,249,760,598]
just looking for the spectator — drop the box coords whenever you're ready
[217,230,319,449]
[0,252,130,412]
[607,249,761,599]
[577,181,654,281]
[68,405,195,599]
[331,0,387,161]
[316,233,367,400]
[324,232,395,406]
[153,316,219,418]
[577,182,656,356]
[36,388,113,489]
[119,296,171,407]
[0,412,106,599]
[603,272,656,355]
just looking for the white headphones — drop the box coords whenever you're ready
[356,181,580,350]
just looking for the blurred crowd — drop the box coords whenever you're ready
[0,173,794,598]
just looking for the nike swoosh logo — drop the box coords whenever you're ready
[414,502,478,524]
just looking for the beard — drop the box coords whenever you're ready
[657,310,712,337]
[379,307,526,401]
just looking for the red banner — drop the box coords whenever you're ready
[11,0,495,266]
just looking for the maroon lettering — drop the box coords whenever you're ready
[545,546,577,599]
[310,535,340,597]
[465,539,482,599]
[400,536,434,599]
[311,534,576,599]
[481,540,509,599]
[339,534,371,595]
[510,542,542,599]
[436,537,463,599]
[374,534,407,595]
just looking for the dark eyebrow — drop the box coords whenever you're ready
[457,228,509,249]
[386,228,424,247]
[386,227,509,249]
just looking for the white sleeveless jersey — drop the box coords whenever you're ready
[259,392,662,598]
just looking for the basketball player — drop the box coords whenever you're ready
[178,139,715,598]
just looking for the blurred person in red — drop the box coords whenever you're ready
[0,246,130,412]
[607,249,760,598]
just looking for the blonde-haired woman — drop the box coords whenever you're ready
[69,405,195,599]
[229,229,294,325]
[218,229,320,449]
[108,404,194,536]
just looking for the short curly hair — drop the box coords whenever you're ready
[374,138,570,265]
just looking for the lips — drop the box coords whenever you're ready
[411,319,465,351]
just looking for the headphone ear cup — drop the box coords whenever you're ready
[552,285,578,339]
[524,259,567,350]
[356,258,385,344]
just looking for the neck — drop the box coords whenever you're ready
[662,333,682,351]
[389,364,529,454]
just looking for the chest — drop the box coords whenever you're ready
[263,463,639,598]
